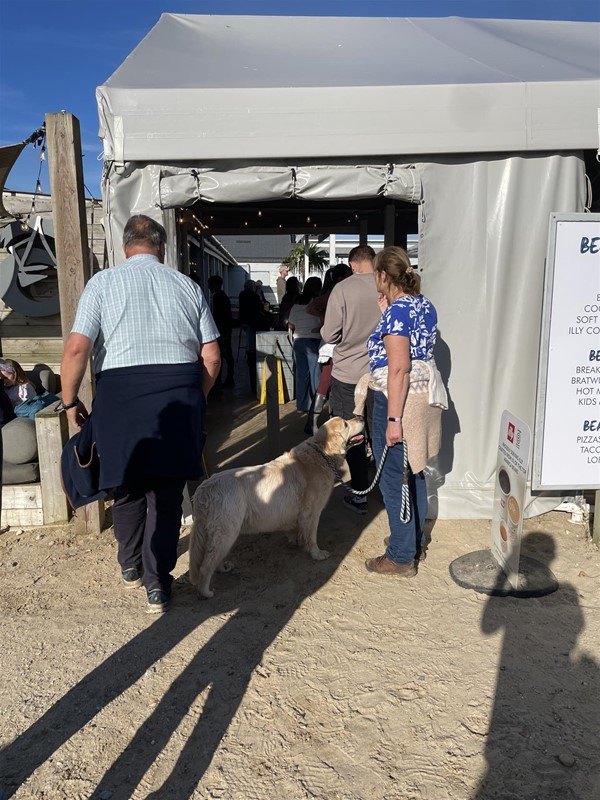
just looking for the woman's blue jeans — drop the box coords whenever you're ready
[372,391,427,564]
[294,337,321,412]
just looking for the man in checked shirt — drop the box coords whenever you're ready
[60,215,221,614]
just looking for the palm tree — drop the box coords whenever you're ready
[282,242,328,281]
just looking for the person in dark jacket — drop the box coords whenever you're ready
[208,275,235,387]
[276,276,301,330]
[238,279,271,395]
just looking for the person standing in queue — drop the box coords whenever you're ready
[364,246,442,576]
[60,214,221,614]
[208,274,235,388]
[287,276,323,414]
[321,245,380,514]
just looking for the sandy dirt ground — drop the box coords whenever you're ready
[1,376,599,800]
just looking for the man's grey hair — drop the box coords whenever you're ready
[123,215,167,251]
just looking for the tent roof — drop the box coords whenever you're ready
[97,14,600,162]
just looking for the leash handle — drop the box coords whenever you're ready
[347,440,412,524]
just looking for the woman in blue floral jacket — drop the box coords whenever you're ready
[364,246,442,577]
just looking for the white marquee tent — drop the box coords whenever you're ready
[97,15,600,518]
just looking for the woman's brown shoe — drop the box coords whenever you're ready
[383,537,427,562]
[365,555,417,577]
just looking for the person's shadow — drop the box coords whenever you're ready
[0,404,360,799]
[473,533,600,800]
[426,330,460,521]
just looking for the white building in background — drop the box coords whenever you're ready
[215,233,420,306]
[217,234,294,305]
[325,234,419,267]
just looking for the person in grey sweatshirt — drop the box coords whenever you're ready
[320,244,380,513]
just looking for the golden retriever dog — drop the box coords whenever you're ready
[188,416,365,598]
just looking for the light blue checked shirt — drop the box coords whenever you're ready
[71,254,219,372]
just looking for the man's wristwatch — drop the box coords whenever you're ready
[387,417,402,422]
[57,397,80,411]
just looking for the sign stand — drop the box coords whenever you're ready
[449,410,558,598]
[449,550,557,598]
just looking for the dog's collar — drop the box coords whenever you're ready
[306,442,345,485]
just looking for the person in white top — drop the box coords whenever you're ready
[287,276,322,413]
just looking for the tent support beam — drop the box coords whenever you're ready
[384,203,395,247]
[359,218,368,245]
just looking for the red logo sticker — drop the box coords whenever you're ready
[507,422,515,443]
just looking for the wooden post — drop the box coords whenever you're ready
[46,112,104,533]
[265,354,281,458]
[35,402,70,524]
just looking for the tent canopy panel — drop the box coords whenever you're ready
[103,15,599,89]
[97,15,600,161]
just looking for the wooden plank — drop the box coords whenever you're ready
[0,337,64,354]
[35,402,70,524]
[1,507,44,528]
[2,483,43,509]
[0,328,63,340]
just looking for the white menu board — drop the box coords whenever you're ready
[533,214,600,490]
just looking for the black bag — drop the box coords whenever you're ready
[60,416,107,509]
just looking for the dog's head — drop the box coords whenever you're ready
[311,416,365,457]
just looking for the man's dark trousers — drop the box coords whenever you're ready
[112,477,187,592]
[329,377,373,492]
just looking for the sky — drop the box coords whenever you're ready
[1,0,598,196]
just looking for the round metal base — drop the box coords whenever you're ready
[449,550,558,598]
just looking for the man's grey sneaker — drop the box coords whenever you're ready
[121,567,143,588]
[146,589,170,614]
[343,495,368,515]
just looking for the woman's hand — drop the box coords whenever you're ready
[377,293,389,313]
[66,401,89,429]
[386,419,403,447]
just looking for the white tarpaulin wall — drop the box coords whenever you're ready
[97,15,596,519]
[418,153,586,518]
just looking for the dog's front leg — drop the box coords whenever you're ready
[298,513,330,560]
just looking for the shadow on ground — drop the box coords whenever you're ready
[0,334,370,797]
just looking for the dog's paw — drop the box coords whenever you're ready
[218,560,234,573]
[309,548,330,561]
[197,588,214,599]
